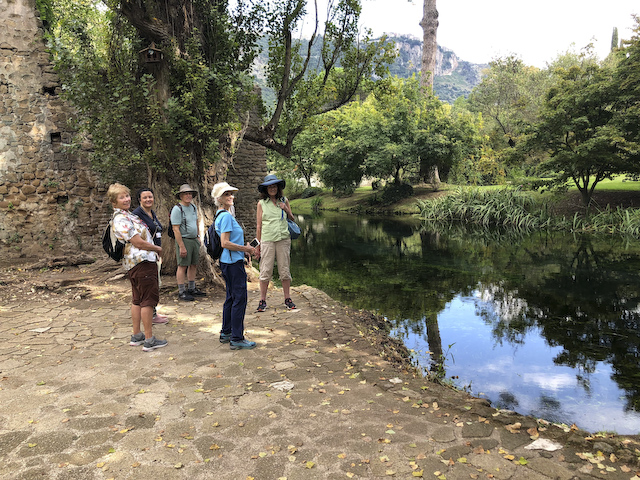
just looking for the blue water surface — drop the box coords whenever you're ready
[290,213,640,434]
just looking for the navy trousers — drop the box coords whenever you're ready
[220,260,248,341]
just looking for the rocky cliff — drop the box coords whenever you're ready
[388,35,487,103]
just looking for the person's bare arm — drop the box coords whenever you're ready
[129,234,162,254]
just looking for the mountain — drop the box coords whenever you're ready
[388,35,487,103]
[252,35,487,107]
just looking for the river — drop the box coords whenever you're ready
[287,212,640,434]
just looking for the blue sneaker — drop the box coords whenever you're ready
[230,339,256,350]
[219,333,231,344]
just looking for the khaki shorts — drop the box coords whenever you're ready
[259,238,292,282]
[175,237,200,266]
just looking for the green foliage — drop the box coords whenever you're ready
[418,188,551,230]
[310,196,323,211]
[614,17,640,164]
[526,61,633,206]
[257,0,397,158]
[418,187,640,236]
[379,182,414,205]
[300,187,322,198]
[48,0,259,184]
[468,55,550,152]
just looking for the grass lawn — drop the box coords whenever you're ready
[290,176,640,216]
[576,176,640,192]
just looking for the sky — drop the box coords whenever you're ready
[305,0,639,68]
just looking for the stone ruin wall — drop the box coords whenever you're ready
[0,0,108,260]
[0,0,266,261]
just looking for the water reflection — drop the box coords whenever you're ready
[290,212,640,434]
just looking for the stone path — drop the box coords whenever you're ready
[1,273,639,479]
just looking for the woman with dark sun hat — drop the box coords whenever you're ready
[255,174,296,312]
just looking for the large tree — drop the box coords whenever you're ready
[528,62,632,207]
[49,0,394,273]
[419,0,438,91]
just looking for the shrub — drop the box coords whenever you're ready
[300,187,323,199]
[380,182,414,205]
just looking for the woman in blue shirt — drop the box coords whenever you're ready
[212,182,258,350]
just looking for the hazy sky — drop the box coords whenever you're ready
[306,0,639,68]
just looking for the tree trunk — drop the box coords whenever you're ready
[428,165,441,191]
[420,0,438,92]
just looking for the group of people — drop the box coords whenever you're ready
[107,174,296,352]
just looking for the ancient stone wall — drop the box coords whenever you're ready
[225,119,268,242]
[0,0,108,259]
[0,0,266,261]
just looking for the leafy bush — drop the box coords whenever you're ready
[380,182,414,205]
[300,187,323,199]
[311,196,323,211]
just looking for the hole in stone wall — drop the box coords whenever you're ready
[50,132,62,143]
[57,195,68,205]
[42,86,57,96]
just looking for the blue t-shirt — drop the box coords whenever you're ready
[215,209,244,264]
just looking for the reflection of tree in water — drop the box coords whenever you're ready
[293,216,640,412]
[473,232,640,412]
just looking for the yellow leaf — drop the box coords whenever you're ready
[518,457,528,465]
[305,461,315,469]
[412,470,424,477]
[337,453,346,459]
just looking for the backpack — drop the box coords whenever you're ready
[204,210,225,260]
[168,204,195,239]
[102,215,126,262]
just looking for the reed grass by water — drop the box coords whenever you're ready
[417,187,640,235]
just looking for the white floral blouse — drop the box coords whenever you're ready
[112,208,158,271]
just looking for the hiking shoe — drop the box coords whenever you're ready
[188,287,207,297]
[230,339,256,350]
[142,336,168,352]
[256,300,267,312]
[178,291,195,301]
[219,333,231,344]
[284,298,296,310]
[152,314,169,324]
[129,332,145,346]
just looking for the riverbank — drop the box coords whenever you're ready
[1,258,640,479]
[290,183,640,218]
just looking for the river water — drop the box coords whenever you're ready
[288,212,640,434]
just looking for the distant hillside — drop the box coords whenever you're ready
[388,35,487,103]
[252,35,487,108]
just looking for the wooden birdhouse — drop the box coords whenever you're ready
[140,42,163,64]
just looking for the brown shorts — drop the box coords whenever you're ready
[128,261,159,308]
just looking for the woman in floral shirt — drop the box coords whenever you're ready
[107,183,168,352]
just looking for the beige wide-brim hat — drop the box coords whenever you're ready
[211,182,238,200]
[176,184,197,198]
